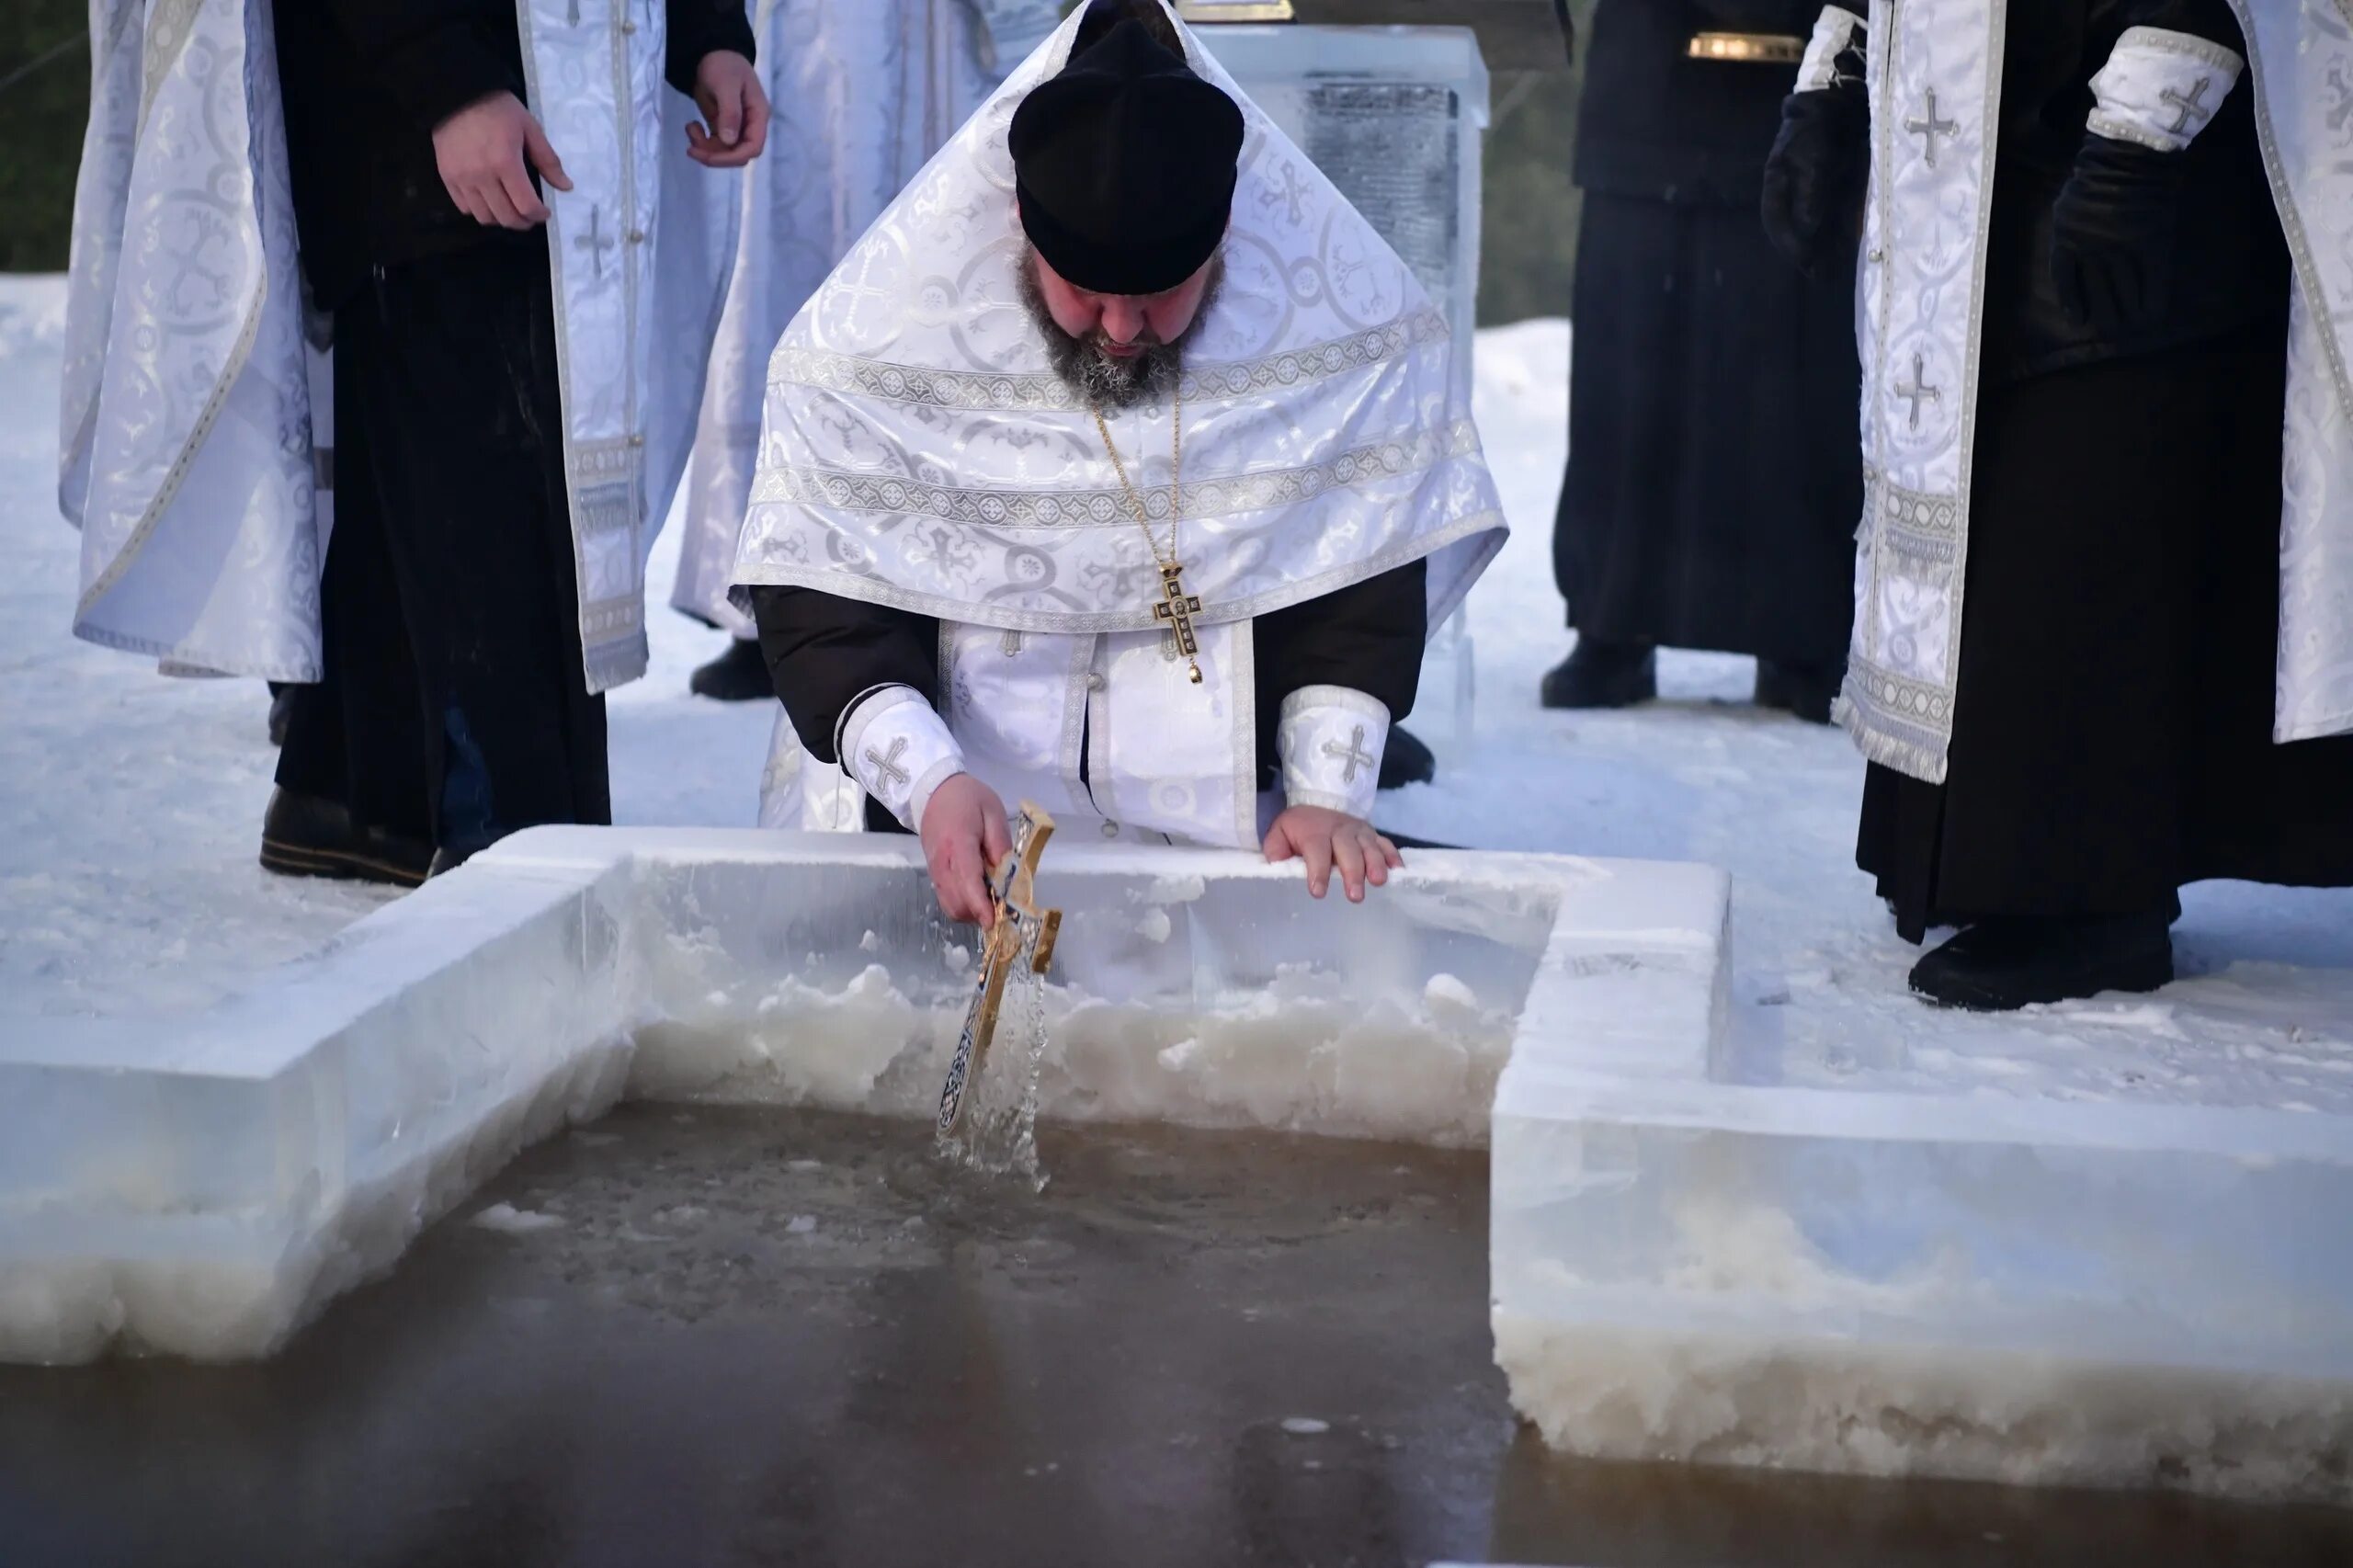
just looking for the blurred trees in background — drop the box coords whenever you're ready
[0,0,1586,324]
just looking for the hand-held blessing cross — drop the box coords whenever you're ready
[936,802,1063,1138]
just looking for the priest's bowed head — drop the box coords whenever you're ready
[737,0,1509,927]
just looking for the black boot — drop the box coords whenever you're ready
[1540,639,1656,710]
[258,789,431,889]
[688,637,773,702]
[1755,658,1843,725]
[1908,909,2175,1011]
[1378,726,1436,790]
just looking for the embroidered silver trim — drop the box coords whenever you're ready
[737,507,1506,637]
[2088,26,2244,153]
[770,310,1453,413]
[752,421,1483,529]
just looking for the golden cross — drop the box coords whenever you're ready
[1151,563,1205,684]
[936,802,1063,1138]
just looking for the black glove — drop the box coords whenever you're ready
[1760,37,1871,277]
[2050,133,2190,336]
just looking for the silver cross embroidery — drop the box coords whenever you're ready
[1323,725,1377,786]
[574,204,616,281]
[865,736,912,795]
[1895,353,1942,432]
[2161,77,2213,137]
[1906,89,1958,168]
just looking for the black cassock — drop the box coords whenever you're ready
[747,563,1427,835]
[1858,0,2353,938]
[1553,0,1861,668]
[268,0,752,858]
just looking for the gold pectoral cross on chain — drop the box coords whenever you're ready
[1152,563,1205,686]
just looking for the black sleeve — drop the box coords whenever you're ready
[748,586,940,765]
[665,0,758,97]
[2114,0,2240,40]
[319,1,522,132]
[1253,559,1428,778]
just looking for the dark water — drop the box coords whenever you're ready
[0,1106,2345,1568]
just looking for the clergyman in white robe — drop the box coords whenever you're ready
[669,0,1063,700]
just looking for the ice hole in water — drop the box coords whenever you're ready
[4,829,2348,1507]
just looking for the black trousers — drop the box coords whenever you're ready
[277,242,608,852]
[1554,194,1862,667]
[1859,333,2353,939]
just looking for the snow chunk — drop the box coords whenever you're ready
[470,1204,564,1234]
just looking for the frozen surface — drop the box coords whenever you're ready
[6,279,2353,1498]
[1,825,1724,1364]
[6,278,2347,1101]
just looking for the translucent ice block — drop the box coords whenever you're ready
[3,829,1712,1363]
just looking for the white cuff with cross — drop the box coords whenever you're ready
[1276,685,1392,824]
[839,685,968,833]
[2087,26,2245,154]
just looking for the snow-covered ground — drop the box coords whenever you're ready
[5,274,2349,1117]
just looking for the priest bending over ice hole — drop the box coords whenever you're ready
[733,0,1506,924]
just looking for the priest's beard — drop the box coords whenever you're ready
[1017,249,1224,410]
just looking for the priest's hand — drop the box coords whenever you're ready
[2051,133,2188,336]
[920,773,1013,928]
[1263,807,1402,904]
[687,51,769,168]
[432,93,572,231]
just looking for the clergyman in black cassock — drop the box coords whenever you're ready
[265,1,757,884]
[1765,0,2353,1009]
[1544,0,1862,722]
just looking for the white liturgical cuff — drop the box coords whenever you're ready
[2088,27,2244,153]
[1797,7,1867,94]
[839,686,966,832]
[1277,686,1391,822]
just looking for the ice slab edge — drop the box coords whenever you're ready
[1493,967,2353,1506]
[1,828,1704,1363]
[0,858,640,1363]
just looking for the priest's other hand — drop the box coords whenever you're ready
[2051,133,2186,336]
[1263,807,1402,905]
[687,51,770,168]
[432,93,572,231]
[920,773,1013,928]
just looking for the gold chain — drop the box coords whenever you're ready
[1090,387,1183,574]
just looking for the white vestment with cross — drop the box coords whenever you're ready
[1805,0,2353,786]
[62,0,737,695]
[739,4,1508,845]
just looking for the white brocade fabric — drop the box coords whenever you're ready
[741,1,1505,842]
[842,683,966,828]
[671,0,1004,634]
[730,1,1506,636]
[1836,0,2353,782]
[64,1,731,695]
[63,0,320,683]
[518,0,736,693]
[2087,27,2243,153]
[1277,686,1390,823]
[2249,0,2353,744]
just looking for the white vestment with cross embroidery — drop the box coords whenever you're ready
[736,4,1507,845]
[1822,0,2353,784]
[61,0,734,693]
